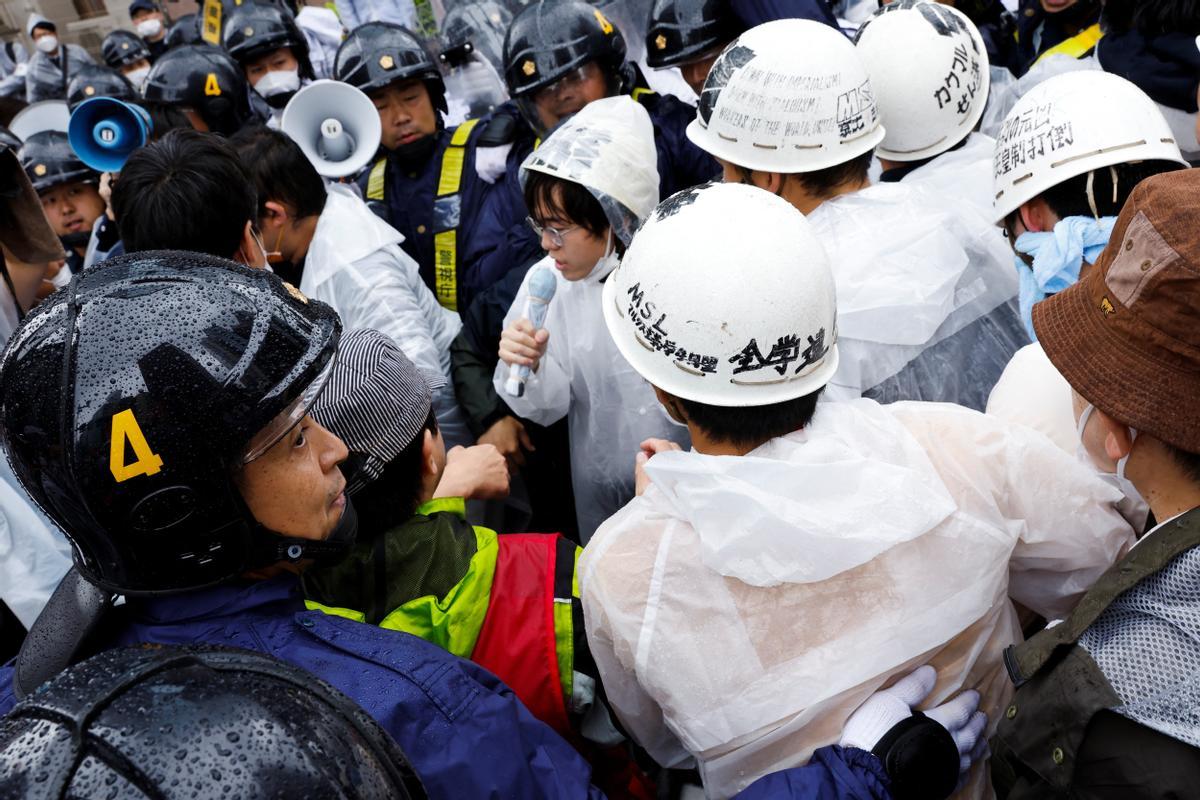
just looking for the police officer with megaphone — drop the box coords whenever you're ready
[337,23,537,314]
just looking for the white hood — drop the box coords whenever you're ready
[643,400,956,587]
[296,6,344,40]
[26,13,52,39]
[306,184,404,288]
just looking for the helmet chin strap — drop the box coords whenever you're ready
[247,495,358,567]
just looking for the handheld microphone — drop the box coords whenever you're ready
[505,266,558,397]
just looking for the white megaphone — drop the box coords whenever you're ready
[280,80,382,179]
[10,100,70,141]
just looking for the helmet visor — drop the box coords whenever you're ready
[240,354,336,464]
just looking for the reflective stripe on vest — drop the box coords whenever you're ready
[431,117,479,311]
[1032,24,1102,67]
[364,119,480,310]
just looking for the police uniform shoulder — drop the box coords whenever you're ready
[472,113,518,148]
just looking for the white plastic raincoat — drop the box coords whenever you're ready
[581,399,1134,798]
[493,97,688,540]
[295,6,343,80]
[0,455,71,628]
[23,15,95,103]
[894,132,996,223]
[808,181,1027,410]
[303,184,467,444]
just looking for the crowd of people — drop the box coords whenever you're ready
[0,0,1199,797]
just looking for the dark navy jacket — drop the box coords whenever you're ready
[359,123,534,312]
[0,575,603,800]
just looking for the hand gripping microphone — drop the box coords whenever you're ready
[505,266,557,397]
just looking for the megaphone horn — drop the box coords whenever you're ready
[281,80,383,179]
[68,97,153,173]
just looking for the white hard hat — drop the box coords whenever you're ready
[521,96,660,246]
[685,19,885,174]
[602,182,839,406]
[855,1,989,163]
[992,70,1187,222]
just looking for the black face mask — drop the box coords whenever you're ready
[390,132,438,167]
[264,89,298,110]
[60,230,91,251]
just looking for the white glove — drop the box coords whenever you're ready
[474,143,512,185]
[840,665,987,783]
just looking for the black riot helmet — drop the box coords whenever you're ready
[0,646,427,799]
[0,125,22,153]
[17,130,99,194]
[502,0,631,97]
[0,251,345,594]
[334,23,447,113]
[645,0,741,69]
[441,1,512,73]
[66,65,139,112]
[165,13,203,48]
[102,29,152,69]
[222,2,315,81]
[142,44,257,136]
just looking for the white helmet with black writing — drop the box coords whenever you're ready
[992,70,1186,222]
[685,18,884,173]
[602,181,838,405]
[855,1,989,163]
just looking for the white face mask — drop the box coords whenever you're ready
[35,35,58,54]
[253,69,301,98]
[1076,402,1147,516]
[135,17,163,38]
[124,65,150,89]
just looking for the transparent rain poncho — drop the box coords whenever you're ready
[581,399,1135,798]
[808,180,1027,410]
[496,97,687,540]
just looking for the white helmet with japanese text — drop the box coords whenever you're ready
[602,182,838,405]
[855,1,989,162]
[685,18,884,173]
[992,70,1186,222]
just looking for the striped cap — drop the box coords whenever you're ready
[311,329,444,493]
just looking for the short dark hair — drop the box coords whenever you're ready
[1103,0,1200,36]
[113,128,257,257]
[677,389,823,448]
[1166,441,1200,485]
[734,149,874,202]
[229,126,328,222]
[348,408,439,538]
[523,170,610,240]
[1038,161,1183,220]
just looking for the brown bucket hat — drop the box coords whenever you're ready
[1034,168,1200,454]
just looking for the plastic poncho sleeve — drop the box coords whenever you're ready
[581,500,694,770]
[307,245,459,384]
[731,746,891,800]
[887,402,1134,622]
[492,263,572,428]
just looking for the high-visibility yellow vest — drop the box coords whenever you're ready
[1032,23,1103,67]
[366,117,481,311]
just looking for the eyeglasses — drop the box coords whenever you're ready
[526,216,580,248]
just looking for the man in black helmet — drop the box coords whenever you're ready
[337,22,538,314]
[223,3,318,127]
[142,43,262,135]
[0,646,428,799]
[17,131,105,275]
[500,0,718,204]
[0,251,604,798]
[102,29,154,89]
[66,64,138,112]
